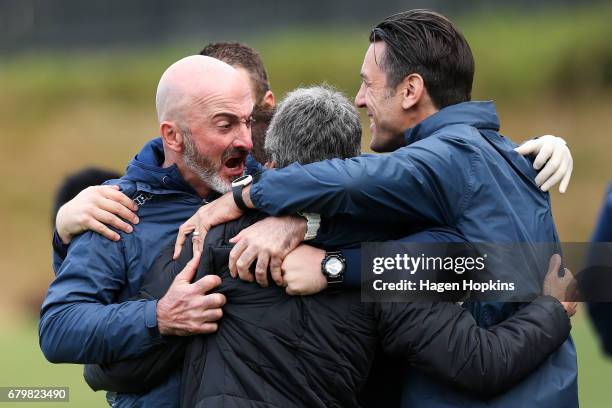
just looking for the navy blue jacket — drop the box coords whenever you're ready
[588,182,612,355]
[40,138,208,407]
[248,101,578,407]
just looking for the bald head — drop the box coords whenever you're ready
[155,55,254,198]
[155,55,249,125]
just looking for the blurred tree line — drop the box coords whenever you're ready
[0,0,604,52]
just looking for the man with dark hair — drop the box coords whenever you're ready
[364,10,475,152]
[82,86,574,408]
[181,9,577,407]
[200,41,275,109]
[370,10,474,110]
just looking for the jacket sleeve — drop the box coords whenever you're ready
[83,337,187,393]
[51,229,68,275]
[39,231,165,364]
[377,296,571,397]
[250,137,476,245]
[81,242,195,392]
[341,227,466,287]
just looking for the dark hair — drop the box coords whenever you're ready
[52,167,121,224]
[250,104,275,164]
[369,9,474,109]
[200,41,270,106]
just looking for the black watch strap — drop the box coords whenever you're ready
[232,184,249,212]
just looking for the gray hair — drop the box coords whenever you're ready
[264,85,362,168]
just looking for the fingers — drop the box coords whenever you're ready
[534,149,561,187]
[96,195,139,225]
[539,156,568,192]
[516,136,573,193]
[174,223,196,259]
[91,207,133,235]
[229,240,248,278]
[563,268,579,301]
[200,308,223,324]
[193,322,219,334]
[88,220,121,241]
[532,141,555,172]
[270,257,284,286]
[229,230,243,244]
[192,230,206,259]
[514,139,539,156]
[532,142,554,171]
[561,302,577,317]
[236,246,259,283]
[192,274,224,294]
[201,291,226,309]
[559,158,573,194]
[254,254,270,287]
[175,254,201,282]
[100,186,139,212]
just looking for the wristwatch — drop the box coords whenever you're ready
[321,251,346,284]
[231,174,253,211]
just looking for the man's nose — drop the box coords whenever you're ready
[234,124,253,151]
[355,83,366,108]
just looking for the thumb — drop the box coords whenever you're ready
[175,252,202,283]
[193,274,222,294]
[514,139,539,156]
[229,230,244,244]
[547,253,562,277]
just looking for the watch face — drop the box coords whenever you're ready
[325,257,344,277]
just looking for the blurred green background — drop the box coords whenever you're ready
[2,3,612,407]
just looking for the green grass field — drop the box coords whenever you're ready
[1,312,611,407]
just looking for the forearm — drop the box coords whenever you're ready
[445,296,570,396]
[380,296,570,397]
[248,151,456,223]
[381,297,570,396]
[340,228,465,288]
[84,337,187,393]
[39,299,164,364]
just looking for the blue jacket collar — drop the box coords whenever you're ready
[404,101,500,145]
[123,137,198,196]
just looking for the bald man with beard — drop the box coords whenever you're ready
[39,55,254,407]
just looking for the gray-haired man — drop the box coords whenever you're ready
[83,85,574,408]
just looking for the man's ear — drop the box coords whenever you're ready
[160,121,183,153]
[264,160,276,169]
[399,73,425,110]
[262,90,276,108]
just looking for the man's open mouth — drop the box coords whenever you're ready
[224,156,244,169]
[223,151,248,171]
